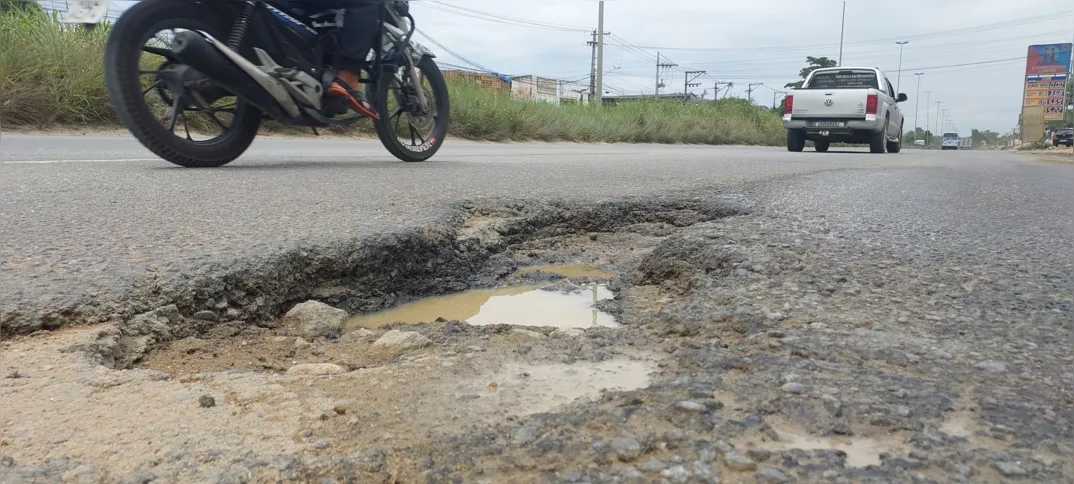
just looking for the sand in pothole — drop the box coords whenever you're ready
[346,283,617,330]
[456,358,656,417]
[750,420,912,467]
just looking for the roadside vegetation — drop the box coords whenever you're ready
[0,9,784,146]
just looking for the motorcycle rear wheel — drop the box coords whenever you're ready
[103,0,262,168]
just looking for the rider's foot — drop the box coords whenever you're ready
[327,70,379,120]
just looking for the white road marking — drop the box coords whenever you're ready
[1,158,159,164]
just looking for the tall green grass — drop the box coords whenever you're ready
[0,9,785,145]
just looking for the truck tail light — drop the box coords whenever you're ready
[784,95,793,113]
[865,94,878,115]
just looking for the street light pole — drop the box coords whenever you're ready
[838,1,846,66]
[913,73,924,137]
[924,90,931,146]
[934,100,941,148]
[895,41,909,94]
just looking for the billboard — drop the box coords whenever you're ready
[1025,43,1072,76]
[1023,44,1071,121]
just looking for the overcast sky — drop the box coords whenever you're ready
[103,0,1073,134]
[404,0,1073,134]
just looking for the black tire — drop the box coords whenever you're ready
[103,0,262,168]
[814,139,830,152]
[786,129,805,152]
[372,56,450,162]
[887,122,903,153]
[869,123,887,154]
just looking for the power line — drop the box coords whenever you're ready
[601,11,1073,52]
[414,27,497,74]
[602,53,1028,84]
[415,0,591,32]
[605,29,1070,71]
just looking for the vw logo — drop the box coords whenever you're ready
[824,99,834,107]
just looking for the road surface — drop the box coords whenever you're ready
[2,134,1072,483]
[1,134,1069,332]
[0,135,929,331]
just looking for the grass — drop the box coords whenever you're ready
[0,9,785,146]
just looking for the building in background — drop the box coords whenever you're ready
[510,75,590,105]
[441,70,511,94]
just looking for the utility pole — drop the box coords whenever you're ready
[684,70,706,102]
[895,41,909,94]
[838,1,846,66]
[595,0,605,110]
[588,31,598,102]
[772,90,787,109]
[746,83,762,103]
[656,52,676,97]
[713,81,732,100]
[913,73,924,136]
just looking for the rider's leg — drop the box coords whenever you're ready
[326,0,379,116]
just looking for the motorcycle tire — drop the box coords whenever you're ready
[103,0,262,168]
[372,56,450,162]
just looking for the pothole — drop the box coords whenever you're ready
[749,421,912,468]
[454,357,659,417]
[346,264,619,331]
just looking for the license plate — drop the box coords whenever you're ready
[812,121,844,128]
[61,0,110,24]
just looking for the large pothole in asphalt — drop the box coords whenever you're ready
[82,197,746,372]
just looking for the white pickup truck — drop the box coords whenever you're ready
[783,67,907,154]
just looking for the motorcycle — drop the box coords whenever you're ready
[102,0,448,167]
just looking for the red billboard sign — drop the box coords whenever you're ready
[1025,43,1073,76]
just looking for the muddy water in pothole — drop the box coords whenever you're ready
[752,421,911,468]
[346,284,617,330]
[457,358,657,417]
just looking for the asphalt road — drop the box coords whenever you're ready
[0,133,1068,333]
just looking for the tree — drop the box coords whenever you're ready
[784,56,839,89]
[902,127,934,146]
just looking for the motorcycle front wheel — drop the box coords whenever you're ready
[372,57,450,162]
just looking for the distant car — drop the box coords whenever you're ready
[1053,128,1074,147]
[782,67,907,154]
[941,132,960,150]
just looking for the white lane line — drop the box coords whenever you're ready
[1,158,159,164]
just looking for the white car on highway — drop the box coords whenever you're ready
[783,67,907,154]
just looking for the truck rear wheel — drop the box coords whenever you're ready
[787,130,805,152]
[814,140,830,152]
[869,125,887,154]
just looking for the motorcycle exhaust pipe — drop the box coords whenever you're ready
[169,30,298,120]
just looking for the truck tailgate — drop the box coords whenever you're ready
[791,89,869,119]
